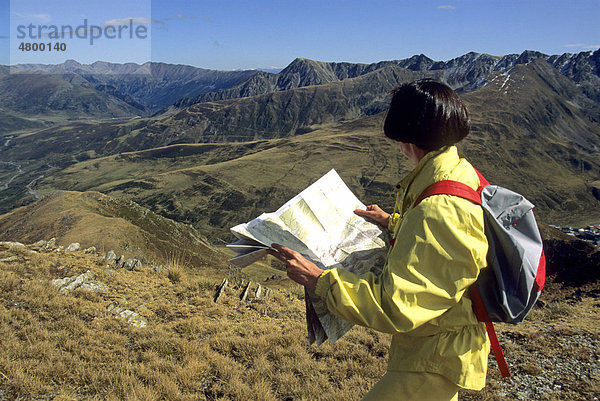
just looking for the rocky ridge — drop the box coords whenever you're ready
[172,49,600,110]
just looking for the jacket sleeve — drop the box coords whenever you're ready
[314,195,487,334]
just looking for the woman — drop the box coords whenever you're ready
[269,80,490,401]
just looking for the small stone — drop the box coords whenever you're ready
[79,281,107,293]
[0,256,22,262]
[114,255,126,269]
[255,284,262,299]
[103,250,117,263]
[65,243,81,252]
[31,240,48,251]
[108,305,147,328]
[0,241,25,251]
[43,238,57,251]
[123,258,143,271]
[83,246,97,254]
[124,258,139,271]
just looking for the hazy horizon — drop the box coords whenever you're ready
[3,47,598,74]
[1,0,599,70]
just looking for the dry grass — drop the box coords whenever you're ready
[1,245,599,400]
[0,246,388,400]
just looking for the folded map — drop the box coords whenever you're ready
[228,169,388,344]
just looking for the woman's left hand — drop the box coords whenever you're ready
[268,243,324,290]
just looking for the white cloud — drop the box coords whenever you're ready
[13,12,52,23]
[437,5,456,9]
[163,14,186,21]
[103,17,157,26]
[160,14,207,22]
[563,43,600,49]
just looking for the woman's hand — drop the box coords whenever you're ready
[354,205,390,228]
[268,244,324,290]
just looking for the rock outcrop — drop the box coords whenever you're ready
[52,270,107,295]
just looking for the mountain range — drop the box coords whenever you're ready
[3,61,258,124]
[171,50,600,107]
[0,49,599,239]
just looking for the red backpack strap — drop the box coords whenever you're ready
[413,168,488,208]
[471,286,512,378]
[473,168,490,188]
[414,170,512,378]
[413,180,482,208]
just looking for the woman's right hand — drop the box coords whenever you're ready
[354,205,390,228]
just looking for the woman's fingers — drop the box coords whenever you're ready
[269,243,302,262]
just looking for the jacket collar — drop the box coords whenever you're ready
[396,145,462,215]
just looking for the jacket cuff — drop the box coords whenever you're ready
[314,269,332,299]
[388,213,401,234]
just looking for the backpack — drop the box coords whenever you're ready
[414,169,546,378]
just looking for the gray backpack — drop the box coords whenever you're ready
[415,169,546,377]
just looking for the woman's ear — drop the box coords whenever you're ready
[400,142,428,164]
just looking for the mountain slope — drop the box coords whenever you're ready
[11,60,259,113]
[0,71,146,121]
[458,58,600,223]
[30,59,600,240]
[0,231,599,400]
[0,109,47,134]
[172,57,401,107]
[0,190,227,268]
[155,65,439,142]
[0,64,437,161]
[2,53,599,234]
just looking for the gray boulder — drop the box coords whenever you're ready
[0,241,25,251]
[65,242,81,252]
[124,258,143,271]
[103,250,117,264]
[43,238,57,251]
[52,270,107,295]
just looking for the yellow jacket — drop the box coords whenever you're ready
[315,145,490,390]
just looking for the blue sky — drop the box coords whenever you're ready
[1,0,599,70]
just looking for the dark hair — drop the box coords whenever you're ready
[383,79,470,151]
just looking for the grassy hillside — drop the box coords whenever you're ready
[0,73,145,122]
[10,61,259,113]
[35,81,600,243]
[0,190,227,269]
[0,110,47,135]
[1,59,597,239]
[34,118,410,241]
[0,232,598,400]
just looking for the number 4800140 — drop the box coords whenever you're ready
[18,42,67,52]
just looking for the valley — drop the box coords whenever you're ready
[3,54,599,238]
